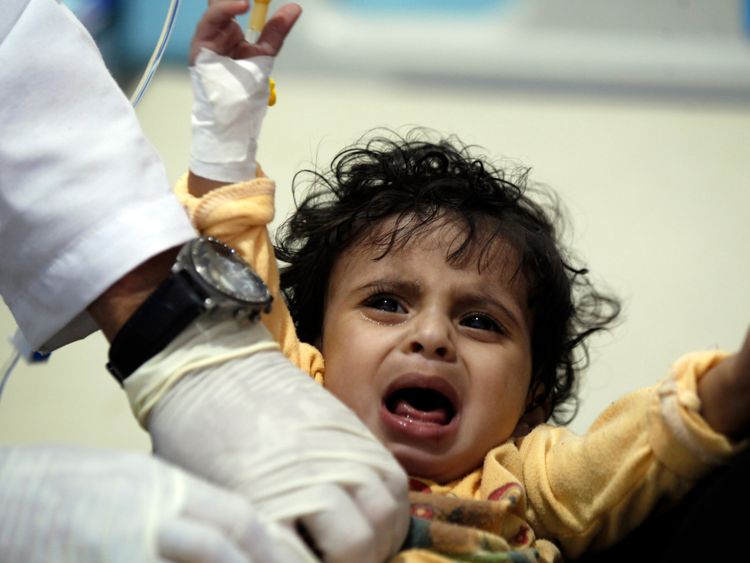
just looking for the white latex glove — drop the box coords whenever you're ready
[143,323,410,563]
[0,445,303,563]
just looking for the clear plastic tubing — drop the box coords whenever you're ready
[129,0,182,108]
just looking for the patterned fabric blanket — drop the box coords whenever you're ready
[394,492,548,563]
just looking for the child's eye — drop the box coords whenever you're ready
[365,295,405,314]
[460,313,503,333]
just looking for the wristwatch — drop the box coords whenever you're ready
[107,236,272,383]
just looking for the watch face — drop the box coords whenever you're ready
[190,238,270,305]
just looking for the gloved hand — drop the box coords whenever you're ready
[140,321,410,563]
[0,445,303,563]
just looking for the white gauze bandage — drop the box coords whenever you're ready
[190,48,274,183]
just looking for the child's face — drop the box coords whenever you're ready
[320,217,533,482]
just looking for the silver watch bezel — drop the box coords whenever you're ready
[175,236,272,314]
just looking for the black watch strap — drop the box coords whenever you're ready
[107,272,206,384]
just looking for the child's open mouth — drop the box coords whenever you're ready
[380,376,460,440]
[384,388,455,425]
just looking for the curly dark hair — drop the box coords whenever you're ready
[275,129,620,424]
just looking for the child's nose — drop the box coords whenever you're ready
[406,311,456,361]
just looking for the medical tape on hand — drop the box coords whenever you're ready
[190,48,274,183]
[124,317,279,427]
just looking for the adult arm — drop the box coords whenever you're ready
[0,3,315,562]
[0,445,303,563]
[0,0,195,351]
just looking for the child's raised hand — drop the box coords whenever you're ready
[190,1,302,65]
[187,1,302,190]
[698,328,750,439]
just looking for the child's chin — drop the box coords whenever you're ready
[389,445,476,484]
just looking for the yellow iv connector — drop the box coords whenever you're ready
[246,0,276,106]
[247,0,271,44]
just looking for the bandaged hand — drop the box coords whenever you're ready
[137,320,410,563]
[0,445,302,563]
[189,2,301,183]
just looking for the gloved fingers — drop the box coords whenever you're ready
[157,517,253,563]
[349,475,411,561]
[308,428,410,491]
[182,475,318,563]
[287,485,379,563]
[262,521,323,563]
[180,472,299,563]
[294,424,409,499]
[285,463,408,561]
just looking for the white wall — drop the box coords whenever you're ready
[283,0,750,98]
[1,67,748,446]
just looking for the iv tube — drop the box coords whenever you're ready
[129,0,182,107]
[247,0,271,43]
[0,349,20,405]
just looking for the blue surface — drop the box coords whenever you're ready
[114,0,518,68]
[118,1,208,67]
[63,0,116,35]
[84,0,750,73]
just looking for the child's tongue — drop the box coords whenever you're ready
[393,396,450,425]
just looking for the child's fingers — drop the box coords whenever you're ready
[192,2,301,63]
[190,1,250,64]
[203,1,250,27]
[252,3,302,57]
[194,1,248,41]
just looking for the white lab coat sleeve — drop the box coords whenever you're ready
[0,0,196,351]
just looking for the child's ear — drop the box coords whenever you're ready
[511,405,546,438]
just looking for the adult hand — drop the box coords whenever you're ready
[148,347,410,563]
[0,445,303,563]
